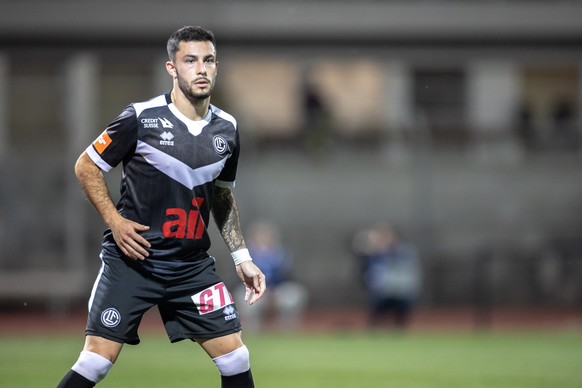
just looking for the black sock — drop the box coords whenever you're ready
[56,370,95,388]
[221,368,254,388]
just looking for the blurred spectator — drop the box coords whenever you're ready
[236,220,308,331]
[551,99,578,151]
[302,77,332,157]
[517,103,536,150]
[352,223,421,329]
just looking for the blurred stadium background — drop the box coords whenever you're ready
[1,0,582,330]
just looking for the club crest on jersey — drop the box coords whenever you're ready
[213,135,228,155]
[160,131,175,146]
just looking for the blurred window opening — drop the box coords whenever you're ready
[413,69,467,146]
[311,60,386,142]
[220,59,302,142]
[520,67,579,152]
[10,56,63,145]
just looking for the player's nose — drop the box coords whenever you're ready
[195,60,208,75]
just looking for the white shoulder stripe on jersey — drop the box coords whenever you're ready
[210,105,237,129]
[134,95,168,117]
[86,145,114,172]
[137,140,229,189]
[215,179,235,189]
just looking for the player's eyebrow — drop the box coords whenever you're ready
[184,53,215,59]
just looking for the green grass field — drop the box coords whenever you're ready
[1,330,581,387]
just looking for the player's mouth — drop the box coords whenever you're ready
[194,78,210,88]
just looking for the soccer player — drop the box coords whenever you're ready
[56,26,266,388]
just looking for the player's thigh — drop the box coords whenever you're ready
[87,255,160,345]
[159,257,242,343]
[197,331,244,358]
[83,335,124,363]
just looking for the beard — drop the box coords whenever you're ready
[176,70,214,101]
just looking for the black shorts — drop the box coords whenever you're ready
[86,253,242,345]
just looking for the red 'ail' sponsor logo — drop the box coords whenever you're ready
[162,198,205,240]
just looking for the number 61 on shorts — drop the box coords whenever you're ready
[191,282,235,315]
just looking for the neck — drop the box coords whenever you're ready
[170,88,210,121]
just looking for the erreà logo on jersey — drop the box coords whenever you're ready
[160,131,175,146]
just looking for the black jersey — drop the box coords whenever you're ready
[86,93,240,277]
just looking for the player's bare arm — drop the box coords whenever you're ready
[212,186,266,304]
[75,152,151,261]
[211,185,246,252]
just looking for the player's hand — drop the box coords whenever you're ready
[235,261,266,305]
[108,214,151,261]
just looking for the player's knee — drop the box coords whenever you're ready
[71,350,113,384]
[212,345,250,376]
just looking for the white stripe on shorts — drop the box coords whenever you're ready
[87,254,106,312]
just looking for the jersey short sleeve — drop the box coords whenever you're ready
[86,105,139,172]
[214,122,240,189]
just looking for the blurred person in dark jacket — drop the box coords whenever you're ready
[352,223,421,328]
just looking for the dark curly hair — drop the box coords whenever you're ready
[167,26,216,61]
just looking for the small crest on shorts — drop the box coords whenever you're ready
[101,307,121,328]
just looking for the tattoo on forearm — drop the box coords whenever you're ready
[212,187,246,252]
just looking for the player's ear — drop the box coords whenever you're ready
[166,61,177,78]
